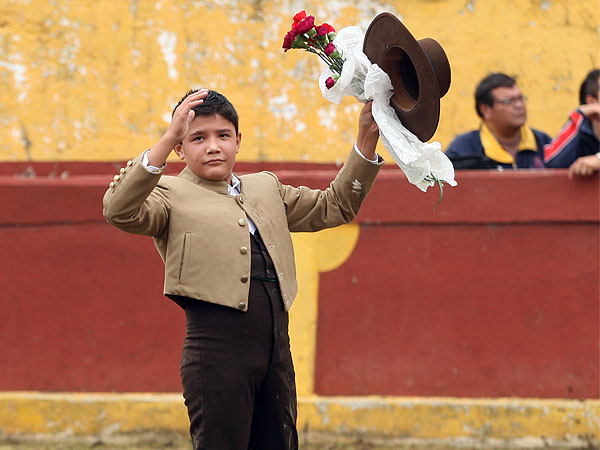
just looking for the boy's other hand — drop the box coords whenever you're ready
[356,101,379,160]
[166,89,209,144]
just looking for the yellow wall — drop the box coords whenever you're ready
[0,0,598,162]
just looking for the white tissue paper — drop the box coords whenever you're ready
[319,26,457,193]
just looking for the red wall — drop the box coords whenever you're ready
[0,165,598,398]
[315,170,599,399]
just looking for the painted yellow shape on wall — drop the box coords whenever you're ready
[289,224,360,396]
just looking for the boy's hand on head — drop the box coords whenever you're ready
[166,89,209,144]
[147,89,209,168]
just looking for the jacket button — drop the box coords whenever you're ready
[113,174,120,182]
[241,275,249,283]
[238,218,246,226]
[109,181,115,188]
[120,168,125,174]
[238,302,247,310]
[240,246,248,255]
[237,194,244,204]
[126,160,133,166]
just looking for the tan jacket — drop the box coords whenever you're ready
[102,148,382,311]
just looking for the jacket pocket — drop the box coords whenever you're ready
[178,232,192,285]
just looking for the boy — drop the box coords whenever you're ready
[103,89,382,449]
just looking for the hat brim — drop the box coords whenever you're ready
[363,12,441,142]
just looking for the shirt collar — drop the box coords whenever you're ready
[480,122,537,165]
[228,173,241,196]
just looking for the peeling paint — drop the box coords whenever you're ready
[0,60,26,85]
[268,91,298,121]
[157,30,178,80]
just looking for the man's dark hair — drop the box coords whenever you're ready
[172,89,239,134]
[579,69,600,105]
[474,73,518,118]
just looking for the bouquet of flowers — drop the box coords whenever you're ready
[282,11,344,91]
[282,11,457,207]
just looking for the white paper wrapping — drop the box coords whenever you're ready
[319,26,457,192]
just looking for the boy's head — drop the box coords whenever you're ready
[173,89,239,134]
[173,89,242,183]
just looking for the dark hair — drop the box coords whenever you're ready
[172,89,239,134]
[474,73,518,118]
[579,69,600,105]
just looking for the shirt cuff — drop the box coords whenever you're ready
[354,143,381,164]
[141,150,166,174]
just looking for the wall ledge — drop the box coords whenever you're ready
[0,392,597,445]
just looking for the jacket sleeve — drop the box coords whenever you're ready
[274,147,383,232]
[544,110,586,168]
[102,153,170,237]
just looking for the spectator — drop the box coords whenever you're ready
[445,73,551,169]
[544,69,600,177]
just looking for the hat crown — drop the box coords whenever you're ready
[379,38,450,113]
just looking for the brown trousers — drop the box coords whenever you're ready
[177,232,298,450]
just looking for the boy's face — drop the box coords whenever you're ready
[175,113,241,183]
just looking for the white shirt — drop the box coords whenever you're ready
[229,173,257,234]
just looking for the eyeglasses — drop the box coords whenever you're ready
[493,95,527,106]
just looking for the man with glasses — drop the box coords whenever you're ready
[445,72,551,169]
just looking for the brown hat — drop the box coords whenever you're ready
[363,12,451,142]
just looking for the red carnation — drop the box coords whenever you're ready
[293,10,307,23]
[295,16,315,34]
[317,23,335,35]
[282,29,297,50]
[324,42,336,55]
[325,76,336,89]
